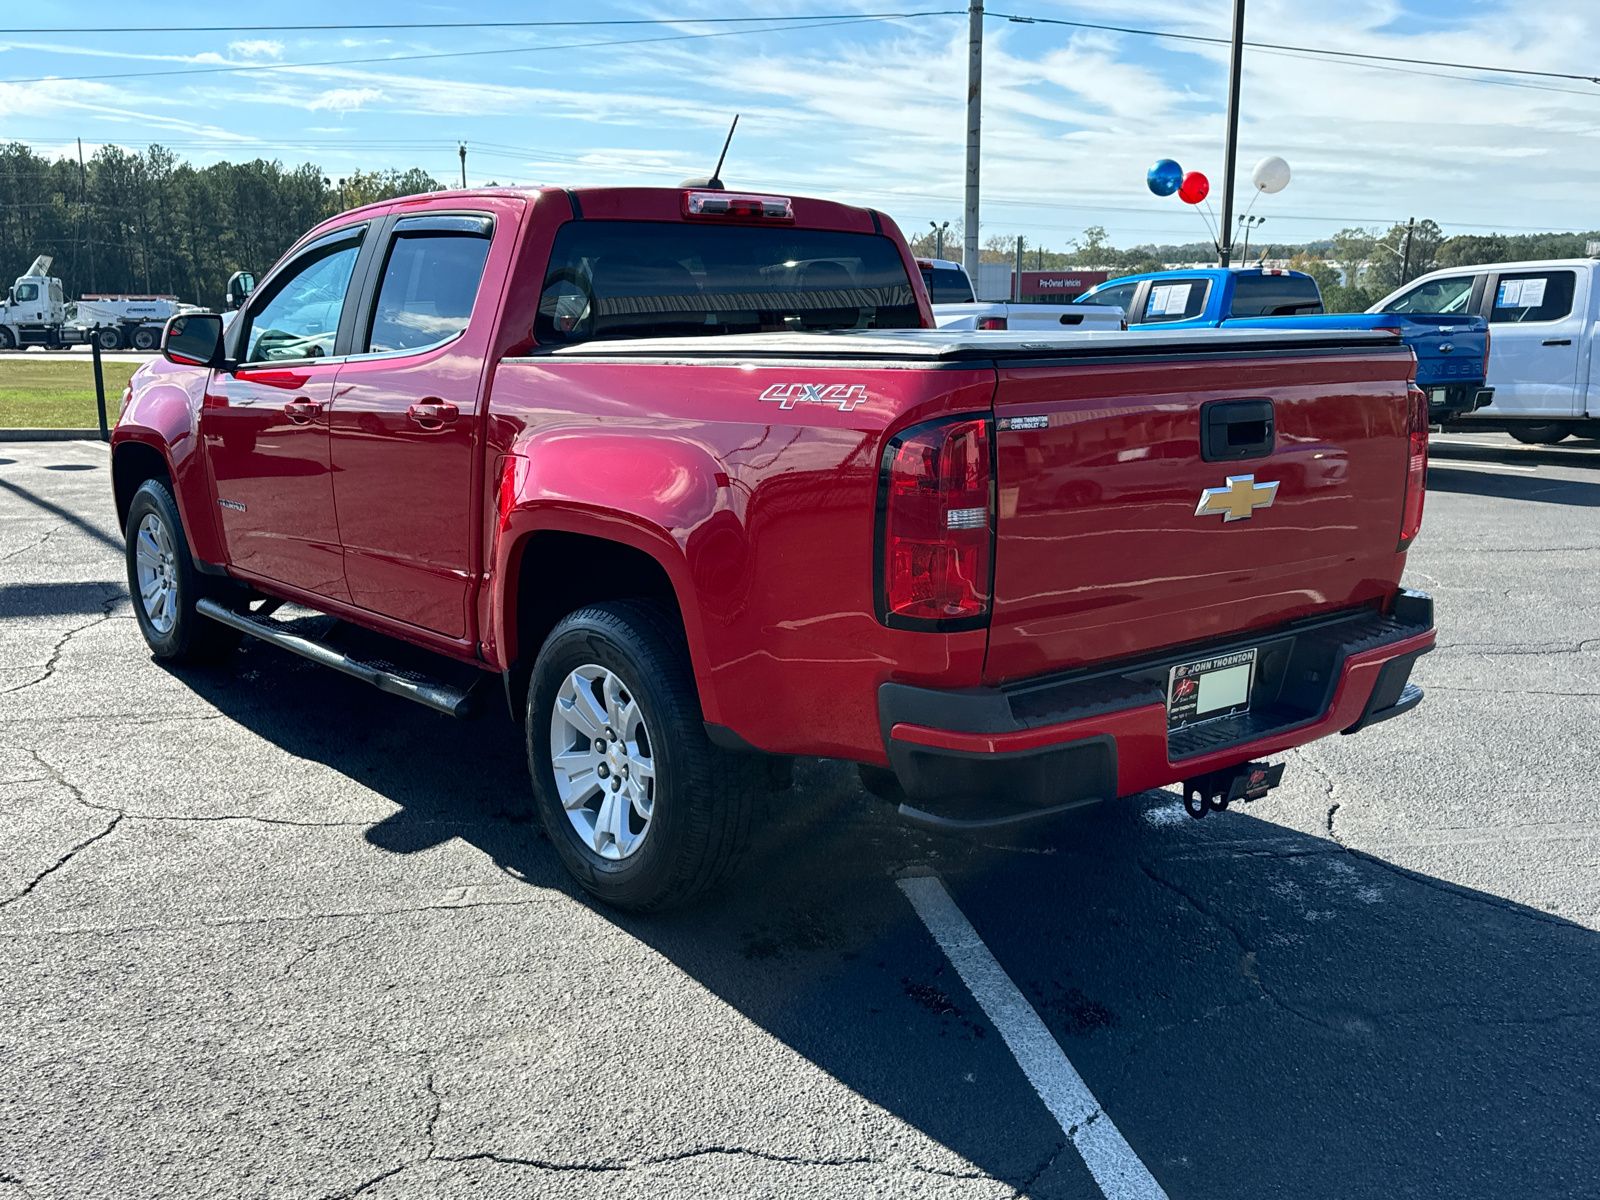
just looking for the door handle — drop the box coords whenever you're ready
[1542,338,1572,346]
[284,397,322,423]
[408,399,459,428]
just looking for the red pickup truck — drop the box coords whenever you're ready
[112,185,1435,910]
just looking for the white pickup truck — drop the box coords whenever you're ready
[1372,257,1600,444]
[917,258,1125,333]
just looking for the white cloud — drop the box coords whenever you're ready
[229,40,284,60]
[307,87,385,112]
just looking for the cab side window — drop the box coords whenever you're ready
[15,283,39,302]
[364,215,493,354]
[1138,278,1209,324]
[1490,271,1575,323]
[1079,281,1138,313]
[1381,276,1474,314]
[242,237,362,364]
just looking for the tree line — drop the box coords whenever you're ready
[1,142,441,312]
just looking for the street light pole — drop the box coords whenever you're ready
[963,0,983,277]
[459,142,468,189]
[1399,217,1416,286]
[1217,0,1246,268]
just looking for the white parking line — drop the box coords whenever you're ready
[898,876,1169,1200]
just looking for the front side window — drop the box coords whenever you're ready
[1078,281,1138,312]
[1138,278,1210,323]
[1381,275,1474,315]
[921,267,975,304]
[1229,273,1322,317]
[535,221,921,344]
[366,219,492,353]
[1490,271,1575,323]
[15,283,39,302]
[243,238,362,363]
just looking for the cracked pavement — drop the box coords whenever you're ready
[2,439,1598,1199]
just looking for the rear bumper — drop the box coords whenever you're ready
[879,591,1435,828]
[1424,384,1493,421]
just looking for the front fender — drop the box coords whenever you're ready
[110,360,223,564]
[489,429,731,720]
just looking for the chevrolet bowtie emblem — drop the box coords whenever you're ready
[1194,474,1279,522]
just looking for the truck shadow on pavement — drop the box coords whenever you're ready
[176,641,1600,1200]
[1426,464,1600,507]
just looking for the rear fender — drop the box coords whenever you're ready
[490,430,729,720]
[110,363,224,564]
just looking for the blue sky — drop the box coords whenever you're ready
[4,0,1598,252]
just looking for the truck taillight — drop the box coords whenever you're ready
[1398,385,1428,551]
[977,316,1007,330]
[877,415,993,627]
[1482,326,1491,380]
[682,190,794,222]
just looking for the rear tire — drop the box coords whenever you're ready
[1508,422,1573,445]
[124,479,240,665]
[526,600,762,911]
[94,327,123,351]
[131,326,159,351]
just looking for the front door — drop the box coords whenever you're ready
[328,212,505,638]
[203,227,368,599]
[1484,268,1585,418]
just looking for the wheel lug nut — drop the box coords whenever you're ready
[594,739,606,754]
[597,763,609,779]
[610,778,621,792]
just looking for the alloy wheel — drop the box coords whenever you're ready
[549,664,656,860]
[134,512,179,635]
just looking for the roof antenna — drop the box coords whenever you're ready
[680,115,738,190]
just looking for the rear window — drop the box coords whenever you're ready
[1228,273,1322,317]
[920,267,975,304]
[1490,270,1575,323]
[536,221,921,344]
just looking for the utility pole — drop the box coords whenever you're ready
[1013,236,1024,301]
[1399,217,1416,286]
[1217,0,1247,267]
[78,137,95,293]
[963,0,983,276]
[459,142,468,189]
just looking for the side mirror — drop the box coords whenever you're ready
[225,270,256,311]
[163,313,226,369]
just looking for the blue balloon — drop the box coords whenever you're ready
[1147,159,1183,197]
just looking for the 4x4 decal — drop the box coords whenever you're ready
[759,383,868,412]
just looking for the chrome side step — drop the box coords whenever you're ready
[196,598,481,719]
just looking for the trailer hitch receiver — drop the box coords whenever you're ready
[1181,761,1285,819]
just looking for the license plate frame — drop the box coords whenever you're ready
[1167,648,1257,731]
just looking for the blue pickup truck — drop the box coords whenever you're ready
[1077,267,1494,423]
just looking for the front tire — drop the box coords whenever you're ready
[124,479,240,664]
[527,600,762,911]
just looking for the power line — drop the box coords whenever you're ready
[989,11,1600,85]
[0,13,955,86]
[0,12,950,34]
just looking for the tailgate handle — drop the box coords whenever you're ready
[1200,399,1275,463]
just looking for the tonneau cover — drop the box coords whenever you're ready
[531,326,1404,362]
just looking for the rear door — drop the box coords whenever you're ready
[203,224,372,599]
[1480,268,1585,418]
[984,341,1414,684]
[328,207,512,639]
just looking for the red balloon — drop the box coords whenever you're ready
[1179,171,1210,204]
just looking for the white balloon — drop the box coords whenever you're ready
[1252,155,1291,194]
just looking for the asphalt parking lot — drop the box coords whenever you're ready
[2,437,1597,1199]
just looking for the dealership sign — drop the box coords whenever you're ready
[1020,270,1109,298]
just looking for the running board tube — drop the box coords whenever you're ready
[195,598,480,719]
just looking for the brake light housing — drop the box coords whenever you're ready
[876,415,994,629]
[682,190,794,222]
[1398,384,1428,551]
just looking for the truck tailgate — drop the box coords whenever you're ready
[985,346,1415,684]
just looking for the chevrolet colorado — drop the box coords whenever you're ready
[113,185,1436,910]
